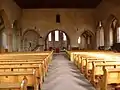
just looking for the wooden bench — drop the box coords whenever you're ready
[0,65,44,90]
[0,82,27,90]
[0,52,53,70]
[80,57,103,74]
[0,54,51,75]
[0,62,46,77]
[0,51,53,90]
[0,71,38,90]
[99,68,120,90]
[91,62,120,87]
[66,50,113,61]
[84,58,120,78]
[66,50,120,89]
[73,53,118,75]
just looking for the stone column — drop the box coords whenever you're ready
[7,28,13,52]
[96,30,99,49]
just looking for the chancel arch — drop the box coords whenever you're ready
[22,29,40,51]
[45,29,70,51]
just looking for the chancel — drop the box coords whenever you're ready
[0,0,120,90]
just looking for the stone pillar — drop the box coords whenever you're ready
[7,28,13,52]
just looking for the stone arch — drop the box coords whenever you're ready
[22,29,40,51]
[80,30,94,36]
[45,29,70,42]
[104,14,119,49]
[22,29,40,38]
[80,30,95,49]
[45,29,71,51]
[0,10,11,29]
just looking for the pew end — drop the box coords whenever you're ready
[100,68,120,90]
[0,78,27,90]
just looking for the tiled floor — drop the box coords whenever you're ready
[42,53,95,90]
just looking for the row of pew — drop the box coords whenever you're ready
[0,51,53,90]
[66,50,120,90]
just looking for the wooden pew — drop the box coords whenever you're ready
[99,68,120,90]
[91,62,120,87]
[73,52,118,75]
[0,61,47,82]
[66,50,120,90]
[0,51,53,63]
[67,50,113,62]
[80,57,103,74]
[0,65,43,90]
[0,51,53,90]
[0,52,53,71]
[0,71,38,90]
[0,79,27,90]
[0,55,47,60]
[0,54,50,75]
[85,59,120,78]
[80,54,119,77]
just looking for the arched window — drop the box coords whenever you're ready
[100,28,104,46]
[78,36,81,44]
[96,21,104,47]
[117,27,120,43]
[48,30,68,42]
[110,19,120,45]
[63,33,67,41]
[87,37,90,44]
[45,30,70,50]
[109,27,113,46]
[48,32,52,41]
[2,32,7,49]
[55,30,59,41]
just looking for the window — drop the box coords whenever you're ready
[110,28,113,46]
[55,30,59,41]
[63,33,67,41]
[78,36,81,44]
[117,27,120,43]
[97,21,104,46]
[56,14,60,23]
[48,33,52,41]
[2,32,7,49]
[99,21,102,27]
[100,28,104,46]
[88,37,90,44]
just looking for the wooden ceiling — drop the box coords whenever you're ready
[14,0,102,9]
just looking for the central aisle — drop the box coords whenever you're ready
[42,54,95,90]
